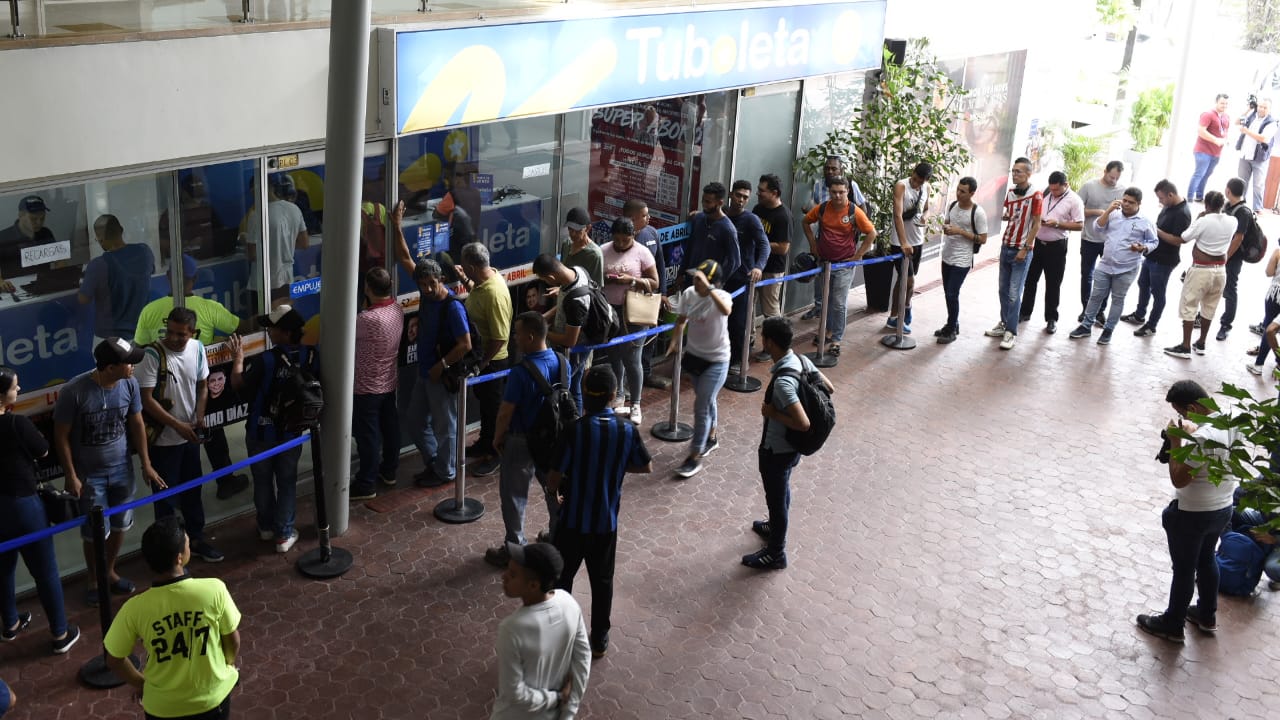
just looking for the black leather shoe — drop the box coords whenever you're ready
[1216,327,1230,341]
[1046,321,1057,334]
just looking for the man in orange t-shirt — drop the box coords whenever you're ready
[801,177,877,349]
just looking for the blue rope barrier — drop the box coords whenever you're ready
[0,433,312,556]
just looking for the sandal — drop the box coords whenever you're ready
[1,612,31,641]
[828,343,841,356]
[109,577,136,595]
[1247,346,1260,355]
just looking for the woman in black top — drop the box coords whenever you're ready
[0,367,79,655]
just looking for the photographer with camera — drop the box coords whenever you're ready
[1236,96,1275,212]
[1136,380,1239,643]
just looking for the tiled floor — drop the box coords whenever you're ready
[4,228,1280,719]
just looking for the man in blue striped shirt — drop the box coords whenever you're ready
[548,366,652,659]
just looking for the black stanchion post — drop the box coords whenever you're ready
[80,505,138,689]
[725,276,761,393]
[881,253,917,350]
[297,425,354,578]
[808,261,839,368]
[434,380,484,523]
[651,330,693,442]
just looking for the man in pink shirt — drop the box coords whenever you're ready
[351,267,404,500]
[1188,94,1230,203]
[1020,171,1084,334]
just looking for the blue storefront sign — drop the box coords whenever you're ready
[394,1,887,133]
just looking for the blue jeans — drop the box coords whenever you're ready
[940,262,970,331]
[998,246,1033,333]
[498,433,556,544]
[825,266,856,342]
[1253,298,1280,367]
[1239,157,1268,211]
[1161,500,1232,624]
[567,349,590,414]
[607,335,644,404]
[1188,152,1220,201]
[406,376,437,470]
[1083,267,1138,331]
[759,449,800,554]
[1133,261,1176,329]
[0,494,68,637]
[246,435,302,538]
[689,359,728,456]
[1219,251,1245,329]
[150,442,206,541]
[352,391,400,487]
[424,379,459,481]
[1079,241,1107,316]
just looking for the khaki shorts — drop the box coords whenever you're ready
[1178,265,1227,322]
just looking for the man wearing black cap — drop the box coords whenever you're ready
[229,305,317,554]
[53,337,165,605]
[561,207,604,288]
[494,542,591,719]
[0,195,57,292]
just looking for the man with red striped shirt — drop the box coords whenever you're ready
[351,267,403,500]
[985,157,1042,350]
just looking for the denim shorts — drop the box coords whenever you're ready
[78,462,136,540]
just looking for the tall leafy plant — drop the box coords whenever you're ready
[1129,84,1174,152]
[1060,130,1108,189]
[796,39,971,252]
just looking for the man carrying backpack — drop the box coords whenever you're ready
[533,253,616,414]
[485,312,566,568]
[746,317,833,571]
[1216,178,1258,341]
[228,306,318,554]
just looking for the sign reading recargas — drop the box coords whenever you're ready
[394,1,887,134]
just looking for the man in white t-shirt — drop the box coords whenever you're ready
[1136,380,1239,643]
[136,307,223,563]
[1236,97,1277,212]
[935,177,989,343]
[245,173,310,308]
[1164,192,1241,359]
[493,542,591,720]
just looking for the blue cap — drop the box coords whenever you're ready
[18,196,47,213]
[182,254,198,279]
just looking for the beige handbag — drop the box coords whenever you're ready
[625,288,661,326]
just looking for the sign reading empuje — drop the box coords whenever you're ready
[394,1,886,134]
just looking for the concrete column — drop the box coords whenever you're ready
[317,0,371,535]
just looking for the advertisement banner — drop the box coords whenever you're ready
[394,1,887,133]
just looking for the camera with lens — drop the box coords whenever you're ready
[1156,428,1171,464]
[1249,94,1259,112]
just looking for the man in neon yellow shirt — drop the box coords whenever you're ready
[135,254,250,500]
[105,517,240,719]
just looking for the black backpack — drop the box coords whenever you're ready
[764,359,835,456]
[267,347,324,433]
[564,280,620,345]
[1232,204,1269,264]
[522,352,581,473]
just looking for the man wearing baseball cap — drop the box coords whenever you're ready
[493,542,591,719]
[560,207,604,287]
[53,338,165,606]
[0,195,58,292]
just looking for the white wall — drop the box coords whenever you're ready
[1,28,382,188]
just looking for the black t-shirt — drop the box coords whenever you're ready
[1227,201,1254,260]
[0,413,50,497]
[0,222,56,280]
[1149,200,1192,267]
[753,203,793,273]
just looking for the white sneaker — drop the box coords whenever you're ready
[276,531,298,553]
[629,404,642,425]
[999,331,1017,350]
[258,529,274,542]
[1247,363,1264,376]
[984,322,1007,338]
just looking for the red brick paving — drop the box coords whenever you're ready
[4,243,1280,719]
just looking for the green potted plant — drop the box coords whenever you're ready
[797,39,971,311]
[1126,83,1174,177]
[1059,129,1110,191]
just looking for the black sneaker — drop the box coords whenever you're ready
[414,468,450,488]
[378,472,398,488]
[191,540,225,563]
[1,612,31,641]
[1185,604,1217,632]
[1164,344,1192,359]
[464,443,487,459]
[933,325,949,338]
[742,548,787,570]
[1193,316,1203,329]
[1136,613,1184,643]
[751,520,771,539]
[1120,312,1146,325]
[483,544,511,568]
[1068,325,1092,339]
[1019,314,1031,323]
[702,436,720,457]
[1250,323,1266,336]
[675,457,703,479]
[1192,340,1206,355]
[350,483,377,501]
[1097,329,1113,345]
[215,474,251,500]
[937,329,957,344]
[1093,316,1106,328]
[1134,325,1156,337]
[800,307,820,321]
[1045,321,1057,334]
[535,530,554,543]
[591,632,610,659]
[470,457,501,477]
[52,625,81,655]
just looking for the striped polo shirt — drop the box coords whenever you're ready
[1002,187,1043,250]
[556,408,652,534]
[354,298,402,395]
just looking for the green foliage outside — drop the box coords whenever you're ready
[1129,84,1174,152]
[1059,131,1110,190]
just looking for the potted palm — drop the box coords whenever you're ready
[1125,83,1174,179]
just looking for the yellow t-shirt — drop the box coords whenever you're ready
[134,295,241,345]
[465,274,513,362]
[104,576,241,718]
